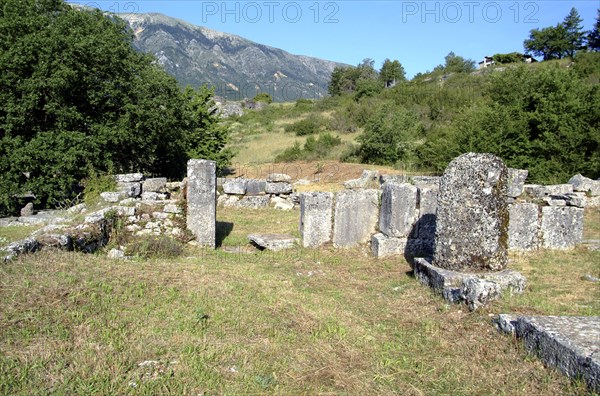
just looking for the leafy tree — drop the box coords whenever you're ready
[492,52,526,64]
[443,52,476,73]
[524,24,568,60]
[379,59,406,87]
[562,7,586,57]
[0,0,229,214]
[357,103,423,165]
[588,9,600,51]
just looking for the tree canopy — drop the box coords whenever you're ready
[0,0,230,215]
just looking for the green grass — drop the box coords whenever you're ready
[0,208,598,395]
[0,225,42,245]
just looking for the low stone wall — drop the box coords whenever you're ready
[299,169,597,257]
[217,173,298,210]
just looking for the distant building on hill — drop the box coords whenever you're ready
[479,53,538,69]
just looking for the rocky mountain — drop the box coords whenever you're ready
[118,13,346,102]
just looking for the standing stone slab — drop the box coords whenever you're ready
[245,179,267,195]
[433,153,509,272]
[300,192,333,248]
[379,183,418,238]
[540,207,584,249]
[508,203,540,251]
[186,159,216,248]
[507,168,528,198]
[333,189,379,248]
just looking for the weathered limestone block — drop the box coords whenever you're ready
[433,153,509,272]
[525,184,574,198]
[300,192,333,248]
[265,182,293,195]
[236,196,270,209]
[248,233,298,251]
[100,192,126,203]
[379,183,418,238]
[540,207,583,249]
[569,174,600,196]
[411,176,440,186]
[371,233,422,259]
[143,177,167,193]
[413,257,526,311]
[117,182,142,197]
[508,203,540,251]
[344,170,380,189]
[115,173,143,183]
[20,202,34,217]
[333,189,379,248]
[223,178,247,195]
[267,173,292,182]
[186,159,216,248]
[515,316,600,392]
[507,168,528,198]
[271,196,294,211]
[245,179,266,195]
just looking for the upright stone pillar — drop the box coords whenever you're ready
[186,159,216,248]
[433,153,509,271]
[379,183,418,238]
[333,189,379,248]
[300,192,333,248]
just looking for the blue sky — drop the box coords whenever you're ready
[77,1,598,77]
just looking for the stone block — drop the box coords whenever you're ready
[115,173,143,183]
[186,159,216,248]
[540,207,584,249]
[507,168,528,197]
[333,189,379,248]
[433,153,509,272]
[344,169,380,189]
[267,173,292,182]
[300,192,333,248]
[515,316,600,392]
[411,175,440,186]
[265,182,293,195]
[379,183,418,238]
[236,196,270,209]
[569,174,600,196]
[100,192,125,203]
[248,233,298,251]
[143,177,167,193]
[117,182,142,197]
[245,179,266,195]
[508,203,540,251]
[413,257,526,311]
[223,178,247,195]
[20,202,34,217]
[371,233,422,259]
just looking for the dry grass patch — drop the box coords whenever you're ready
[0,207,597,395]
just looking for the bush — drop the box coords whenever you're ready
[82,171,117,207]
[284,115,329,136]
[253,92,273,104]
[275,133,343,162]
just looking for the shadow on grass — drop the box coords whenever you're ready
[216,221,234,247]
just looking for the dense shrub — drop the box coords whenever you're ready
[275,133,343,162]
[284,115,329,136]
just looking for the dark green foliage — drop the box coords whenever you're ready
[493,52,527,64]
[357,103,423,166]
[442,52,476,74]
[562,7,586,57]
[253,92,273,104]
[284,115,329,136]
[379,59,406,87]
[0,0,229,215]
[524,7,586,60]
[275,133,342,162]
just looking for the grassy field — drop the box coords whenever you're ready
[1,207,598,395]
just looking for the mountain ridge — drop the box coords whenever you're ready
[117,12,347,102]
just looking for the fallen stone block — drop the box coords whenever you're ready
[494,314,519,335]
[236,196,270,209]
[267,173,292,182]
[515,316,600,393]
[413,257,526,311]
[245,179,266,195]
[300,192,333,248]
[569,174,600,196]
[333,189,379,248]
[540,207,584,249]
[344,169,380,189]
[117,182,142,198]
[248,233,298,251]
